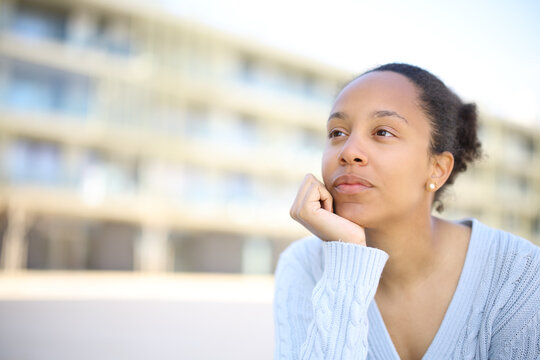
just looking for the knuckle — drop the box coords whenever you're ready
[303,173,314,185]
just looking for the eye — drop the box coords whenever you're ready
[375,129,395,137]
[328,129,346,139]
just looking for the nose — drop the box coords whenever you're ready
[339,137,368,166]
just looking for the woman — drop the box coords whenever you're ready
[274,63,540,359]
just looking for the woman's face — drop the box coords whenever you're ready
[322,71,434,228]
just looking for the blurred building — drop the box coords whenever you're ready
[0,0,539,276]
[0,0,345,274]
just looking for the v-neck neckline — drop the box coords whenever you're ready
[368,218,486,359]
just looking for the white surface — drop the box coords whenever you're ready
[0,272,274,360]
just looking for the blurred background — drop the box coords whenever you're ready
[0,0,538,359]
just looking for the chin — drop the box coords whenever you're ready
[334,202,374,228]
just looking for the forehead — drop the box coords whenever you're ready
[333,71,422,115]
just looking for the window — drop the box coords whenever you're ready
[27,217,89,270]
[184,104,209,137]
[5,137,62,185]
[27,217,136,271]
[303,73,315,97]
[93,17,132,56]
[237,114,258,144]
[224,172,253,203]
[139,160,184,199]
[151,98,184,135]
[182,165,217,206]
[218,114,259,148]
[10,1,68,41]
[87,221,136,270]
[239,55,255,82]
[504,132,535,163]
[79,149,139,198]
[524,137,535,156]
[3,60,92,116]
[171,232,244,273]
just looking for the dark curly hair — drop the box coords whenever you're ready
[359,63,482,212]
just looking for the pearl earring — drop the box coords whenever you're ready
[429,183,436,191]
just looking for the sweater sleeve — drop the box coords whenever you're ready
[274,239,388,359]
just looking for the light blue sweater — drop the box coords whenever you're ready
[274,219,540,359]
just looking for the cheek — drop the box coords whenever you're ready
[379,148,430,194]
[321,147,335,184]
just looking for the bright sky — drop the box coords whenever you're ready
[163,0,540,127]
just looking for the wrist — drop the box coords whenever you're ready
[337,237,366,246]
[337,228,366,245]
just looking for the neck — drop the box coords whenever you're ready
[366,215,442,291]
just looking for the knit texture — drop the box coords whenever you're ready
[273,219,540,359]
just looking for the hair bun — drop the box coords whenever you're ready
[459,103,477,124]
[455,102,481,172]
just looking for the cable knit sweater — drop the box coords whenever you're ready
[273,219,540,359]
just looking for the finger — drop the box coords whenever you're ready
[291,174,316,218]
[301,181,321,211]
[305,176,332,212]
[317,183,333,213]
[297,174,316,201]
[292,174,316,209]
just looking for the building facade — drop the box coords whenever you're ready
[0,0,538,275]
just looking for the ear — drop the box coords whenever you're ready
[428,151,454,188]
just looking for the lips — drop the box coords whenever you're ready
[333,174,374,194]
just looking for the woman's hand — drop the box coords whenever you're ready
[290,174,366,245]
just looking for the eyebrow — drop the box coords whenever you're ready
[327,110,408,124]
[372,110,408,124]
[327,111,348,123]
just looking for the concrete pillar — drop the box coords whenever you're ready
[134,226,171,272]
[0,207,28,270]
